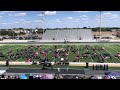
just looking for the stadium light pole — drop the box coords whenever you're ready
[0,29,1,38]
[42,11,50,42]
[12,23,15,40]
[64,20,68,42]
[41,11,45,37]
[99,11,102,40]
[13,30,14,40]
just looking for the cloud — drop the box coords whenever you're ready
[19,19,25,21]
[24,21,31,24]
[74,19,80,22]
[22,20,31,24]
[66,17,73,20]
[3,22,20,25]
[56,19,62,23]
[38,11,56,16]
[37,14,44,16]
[34,20,43,23]
[83,21,88,23]
[14,13,27,16]
[8,14,12,16]
[81,18,89,20]
[1,23,7,25]
[43,11,56,16]
[74,20,79,22]
[2,11,15,13]
[80,15,88,18]
[95,12,119,23]
[0,11,15,15]
[18,19,31,24]
[14,22,19,24]
[74,11,92,13]
[102,12,119,19]
[110,14,119,19]
[79,15,89,20]
[94,12,120,27]
[75,18,80,21]
[9,13,27,16]
[1,22,12,25]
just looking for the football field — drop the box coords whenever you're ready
[0,43,120,63]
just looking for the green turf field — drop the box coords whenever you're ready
[0,44,120,63]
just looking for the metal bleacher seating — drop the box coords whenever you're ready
[42,29,93,41]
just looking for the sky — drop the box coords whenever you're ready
[0,11,120,29]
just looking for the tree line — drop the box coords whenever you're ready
[0,30,45,36]
[0,27,119,36]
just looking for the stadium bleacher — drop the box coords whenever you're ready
[68,29,78,40]
[56,30,68,40]
[42,30,57,40]
[42,29,93,41]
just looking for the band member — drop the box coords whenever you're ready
[6,59,9,66]
[42,61,53,70]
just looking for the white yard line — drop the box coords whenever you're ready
[107,45,119,52]
[67,45,70,59]
[83,45,94,62]
[45,51,52,58]
[92,45,108,63]
[77,44,79,55]
[42,46,52,59]
[96,44,120,62]
[89,54,94,62]
[87,45,94,62]
[66,45,71,61]
[61,45,65,59]
[53,57,55,62]
[77,45,82,62]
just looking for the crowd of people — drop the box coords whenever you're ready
[92,64,109,70]
[0,74,117,79]
[0,74,20,79]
